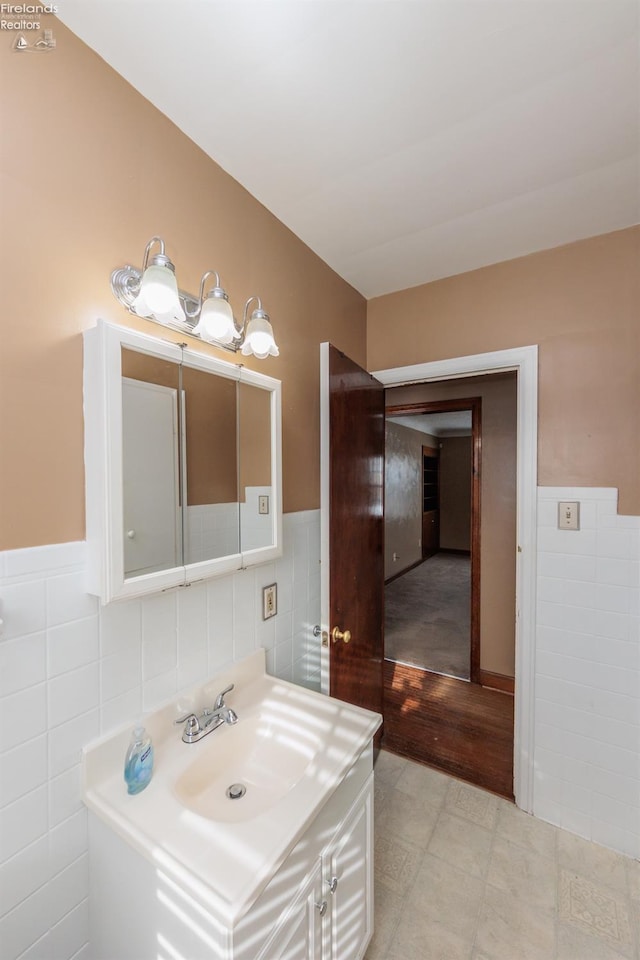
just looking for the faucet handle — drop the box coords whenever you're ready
[174,712,201,734]
[214,683,234,710]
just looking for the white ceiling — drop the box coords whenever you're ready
[388,412,472,438]
[57,1,639,298]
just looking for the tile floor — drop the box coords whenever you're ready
[366,750,640,960]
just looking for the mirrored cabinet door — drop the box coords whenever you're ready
[84,320,282,603]
[121,349,183,577]
[238,380,273,551]
[181,364,240,564]
[237,370,282,564]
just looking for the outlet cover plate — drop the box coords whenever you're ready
[558,501,580,530]
[262,583,277,620]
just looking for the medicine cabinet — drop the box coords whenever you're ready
[83,319,282,602]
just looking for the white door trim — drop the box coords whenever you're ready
[319,343,331,695]
[372,345,538,813]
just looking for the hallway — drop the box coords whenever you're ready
[383,548,515,801]
[385,553,471,680]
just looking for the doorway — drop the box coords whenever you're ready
[371,348,538,811]
[382,380,517,799]
[385,397,482,684]
[321,344,538,812]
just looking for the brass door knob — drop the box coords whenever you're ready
[331,626,352,644]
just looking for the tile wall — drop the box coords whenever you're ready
[1,488,638,959]
[185,501,239,563]
[534,487,640,859]
[0,510,320,960]
[240,486,275,552]
[185,486,276,563]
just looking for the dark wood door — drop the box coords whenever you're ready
[324,344,384,719]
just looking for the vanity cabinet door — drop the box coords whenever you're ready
[323,776,374,960]
[255,858,323,960]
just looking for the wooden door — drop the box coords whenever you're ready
[320,344,384,720]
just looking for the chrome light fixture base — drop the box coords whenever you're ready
[110,264,239,353]
[110,238,279,360]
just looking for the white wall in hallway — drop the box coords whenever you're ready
[534,487,640,859]
[0,510,320,960]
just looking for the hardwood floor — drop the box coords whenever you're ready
[382,659,515,800]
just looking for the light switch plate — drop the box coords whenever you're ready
[258,495,270,515]
[558,501,580,530]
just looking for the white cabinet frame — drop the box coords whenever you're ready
[84,319,282,602]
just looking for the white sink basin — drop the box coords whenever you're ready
[174,710,321,822]
[82,650,381,925]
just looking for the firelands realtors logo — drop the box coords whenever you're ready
[2,3,58,51]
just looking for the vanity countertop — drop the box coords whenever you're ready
[83,650,381,925]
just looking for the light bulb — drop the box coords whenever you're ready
[138,263,181,313]
[193,296,238,344]
[241,314,279,358]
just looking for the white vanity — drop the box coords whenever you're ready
[83,650,381,960]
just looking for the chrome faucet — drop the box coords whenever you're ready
[211,684,238,725]
[175,683,238,743]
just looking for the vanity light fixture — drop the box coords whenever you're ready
[110,237,279,359]
[241,297,279,359]
[130,237,185,325]
[191,271,239,346]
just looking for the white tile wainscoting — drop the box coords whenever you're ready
[185,501,240,564]
[184,487,276,564]
[0,490,638,960]
[0,510,320,960]
[535,487,640,860]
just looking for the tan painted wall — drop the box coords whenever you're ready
[369,226,640,516]
[0,21,366,551]
[2,25,637,556]
[440,437,472,552]
[387,375,517,677]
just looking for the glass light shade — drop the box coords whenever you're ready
[241,314,279,359]
[193,296,239,344]
[132,263,185,321]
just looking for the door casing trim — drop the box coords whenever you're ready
[372,346,538,814]
[320,343,331,696]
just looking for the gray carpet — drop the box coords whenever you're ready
[385,553,471,680]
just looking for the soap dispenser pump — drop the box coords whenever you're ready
[124,725,154,795]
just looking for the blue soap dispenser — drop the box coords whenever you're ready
[124,725,154,795]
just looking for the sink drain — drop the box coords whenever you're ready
[226,783,247,800]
